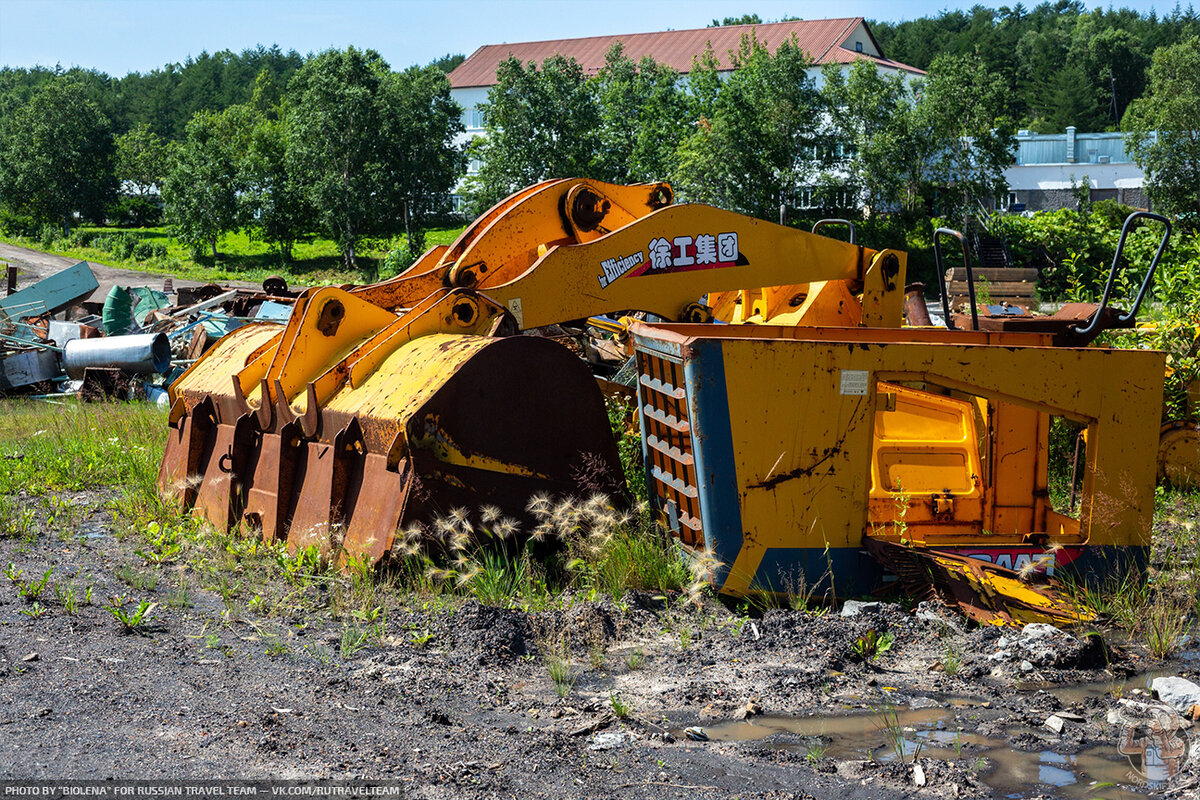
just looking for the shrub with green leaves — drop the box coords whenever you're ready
[132,240,167,261]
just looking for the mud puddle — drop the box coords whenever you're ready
[674,678,1175,800]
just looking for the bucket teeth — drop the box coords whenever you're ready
[157,294,626,570]
[340,454,413,566]
[243,421,303,543]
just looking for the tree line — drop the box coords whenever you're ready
[1,9,1198,272]
[0,48,464,270]
[0,46,305,142]
[871,1,1200,134]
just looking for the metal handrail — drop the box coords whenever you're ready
[1071,211,1171,339]
[933,227,978,331]
[811,219,856,245]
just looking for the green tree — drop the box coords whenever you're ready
[115,122,170,196]
[915,52,1016,222]
[710,14,762,26]
[0,77,116,229]
[285,48,464,270]
[591,44,690,183]
[380,65,467,258]
[465,55,599,213]
[242,114,309,262]
[820,61,926,211]
[163,107,252,258]
[429,53,466,74]
[1123,36,1200,220]
[673,35,827,218]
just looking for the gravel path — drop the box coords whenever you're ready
[0,241,259,304]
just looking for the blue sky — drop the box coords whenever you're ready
[0,0,1178,76]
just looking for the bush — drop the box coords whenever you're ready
[111,232,137,260]
[132,240,167,261]
[64,229,98,248]
[381,247,418,278]
[91,232,137,261]
[989,208,1188,302]
[1091,199,1135,229]
[0,209,39,239]
[39,223,61,250]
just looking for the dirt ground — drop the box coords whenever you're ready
[2,486,1200,798]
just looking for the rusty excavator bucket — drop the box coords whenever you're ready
[158,287,625,563]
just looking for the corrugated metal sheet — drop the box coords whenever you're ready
[1075,134,1130,164]
[1015,132,1133,165]
[1016,138,1069,165]
[448,18,925,88]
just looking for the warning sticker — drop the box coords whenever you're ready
[839,370,869,396]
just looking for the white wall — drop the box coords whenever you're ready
[450,86,490,171]
[1003,162,1144,192]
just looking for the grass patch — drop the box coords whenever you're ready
[0,400,166,498]
[0,399,702,676]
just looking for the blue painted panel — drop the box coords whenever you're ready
[0,261,98,317]
[753,547,884,598]
[683,338,743,586]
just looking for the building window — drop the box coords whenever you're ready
[463,107,486,130]
[855,41,863,52]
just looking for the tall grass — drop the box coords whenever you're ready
[0,400,166,497]
[418,495,691,609]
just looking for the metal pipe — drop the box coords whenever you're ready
[903,283,933,326]
[63,332,171,379]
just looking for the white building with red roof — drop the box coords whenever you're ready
[448,17,925,177]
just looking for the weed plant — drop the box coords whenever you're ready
[609,692,633,719]
[18,568,53,602]
[106,598,157,633]
[873,703,922,762]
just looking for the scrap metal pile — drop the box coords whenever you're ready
[0,260,296,402]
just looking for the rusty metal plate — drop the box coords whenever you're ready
[866,538,1095,627]
[341,454,413,566]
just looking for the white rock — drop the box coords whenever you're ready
[1044,714,1065,734]
[589,731,632,750]
[1021,622,1073,643]
[913,763,926,787]
[1020,660,1035,672]
[1152,676,1200,715]
[841,600,882,617]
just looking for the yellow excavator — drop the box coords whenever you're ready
[159,179,906,562]
[158,179,1164,624]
